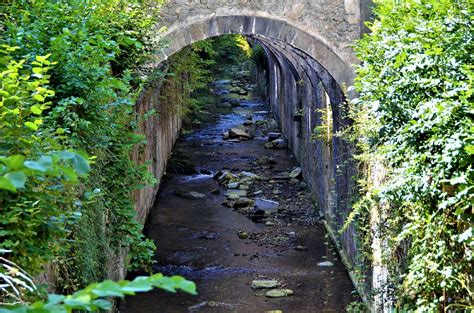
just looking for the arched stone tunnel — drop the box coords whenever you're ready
[132,0,374,306]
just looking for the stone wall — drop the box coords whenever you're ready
[254,36,367,299]
[132,82,182,224]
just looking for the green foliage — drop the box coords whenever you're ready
[0,273,196,313]
[0,0,163,296]
[162,34,256,128]
[350,0,473,310]
[0,48,91,274]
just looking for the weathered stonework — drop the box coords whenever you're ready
[133,0,375,307]
[153,0,370,90]
[132,82,182,224]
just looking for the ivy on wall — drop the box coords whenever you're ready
[349,0,473,311]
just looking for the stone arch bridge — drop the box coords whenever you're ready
[133,0,376,307]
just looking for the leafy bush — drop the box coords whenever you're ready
[350,0,473,310]
[0,47,91,274]
[0,272,196,313]
[0,0,164,295]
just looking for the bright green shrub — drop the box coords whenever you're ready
[351,0,473,311]
[0,46,90,274]
[0,272,196,313]
[0,0,164,293]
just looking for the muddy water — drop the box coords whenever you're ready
[120,85,358,313]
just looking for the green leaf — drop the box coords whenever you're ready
[36,54,51,63]
[30,105,43,115]
[32,67,43,74]
[3,155,25,170]
[120,277,153,293]
[24,121,38,130]
[0,176,16,192]
[464,145,474,155]
[90,281,124,297]
[5,171,26,189]
[24,156,53,172]
[56,128,65,135]
[71,153,90,175]
[46,294,65,306]
[91,299,111,310]
[59,166,78,182]
[33,94,45,102]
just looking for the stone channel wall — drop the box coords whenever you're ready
[257,38,368,299]
[132,83,182,224]
[128,0,375,305]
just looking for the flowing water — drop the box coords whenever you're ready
[120,81,358,313]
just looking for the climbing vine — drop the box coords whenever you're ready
[349,0,473,310]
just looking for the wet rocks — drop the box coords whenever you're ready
[167,158,197,174]
[251,280,280,289]
[225,189,248,199]
[228,182,239,189]
[234,197,254,208]
[264,138,287,149]
[289,167,302,179]
[241,171,258,178]
[271,138,287,149]
[265,289,294,298]
[174,189,207,199]
[228,127,251,140]
[317,261,334,267]
[255,198,279,214]
[229,99,240,107]
[267,132,282,142]
[238,230,249,239]
[255,156,276,165]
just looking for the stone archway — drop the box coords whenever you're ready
[154,14,356,89]
[135,2,372,303]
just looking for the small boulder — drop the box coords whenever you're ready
[219,102,232,108]
[225,189,248,199]
[265,289,294,298]
[255,198,279,214]
[255,156,276,165]
[264,142,274,149]
[271,138,287,149]
[229,99,240,107]
[251,280,280,289]
[234,197,254,208]
[229,128,251,140]
[317,261,334,267]
[267,132,281,142]
[241,171,258,178]
[239,185,249,190]
[228,182,239,189]
[295,245,308,251]
[289,167,303,179]
[238,231,249,239]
